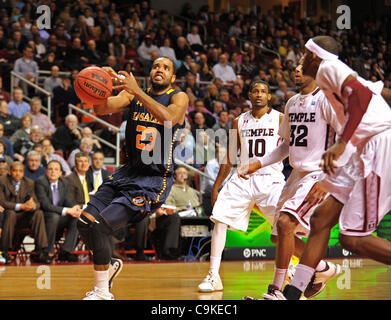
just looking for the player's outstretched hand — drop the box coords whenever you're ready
[237,160,262,180]
[320,139,346,175]
[113,71,141,96]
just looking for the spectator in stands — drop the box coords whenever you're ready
[0,161,9,176]
[194,130,215,168]
[155,166,200,260]
[0,122,14,159]
[186,24,203,52]
[173,131,195,167]
[13,124,42,162]
[211,101,224,122]
[67,137,94,169]
[217,89,230,110]
[201,145,229,216]
[189,99,216,128]
[40,138,72,176]
[176,54,193,79]
[52,74,80,125]
[212,110,231,135]
[39,50,57,71]
[240,53,256,78]
[108,34,125,59]
[7,87,30,119]
[81,126,102,152]
[43,65,62,94]
[64,37,88,71]
[106,55,121,73]
[159,37,177,62]
[85,151,110,194]
[35,160,81,262]
[0,140,12,168]
[28,97,55,137]
[125,33,139,60]
[175,36,193,62]
[191,112,208,140]
[84,39,105,65]
[182,73,202,99]
[66,152,92,210]
[12,44,38,95]
[199,62,214,83]
[0,75,11,103]
[52,114,81,158]
[275,80,296,104]
[137,34,160,75]
[212,53,237,83]
[9,112,32,145]
[0,161,51,265]
[24,150,46,181]
[228,83,248,110]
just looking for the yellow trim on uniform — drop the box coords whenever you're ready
[147,87,151,93]
[166,89,174,95]
[149,127,180,204]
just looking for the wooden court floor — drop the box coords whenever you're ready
[0,258,390,300]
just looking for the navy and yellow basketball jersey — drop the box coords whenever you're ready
[125,87,184,176]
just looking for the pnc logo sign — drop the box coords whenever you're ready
[243,248,267,258]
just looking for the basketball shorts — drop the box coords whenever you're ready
[211,172,285,232]
[271,169,325,238]
[85,163,173,230]
[321,128,391,237]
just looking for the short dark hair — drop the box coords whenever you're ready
[249,80,270,94]
[154,56,177,75]
[312,36,339,56]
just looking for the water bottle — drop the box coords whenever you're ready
[186,200,192,210]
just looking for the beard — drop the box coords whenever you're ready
[151,80,171,92]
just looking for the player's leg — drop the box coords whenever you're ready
[283,196,342,300]
[199,174,253,292]
[198,221,227,292]
[340,234,391,264]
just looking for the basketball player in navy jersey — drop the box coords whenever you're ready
[77,57,189,300]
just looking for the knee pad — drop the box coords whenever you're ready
[90,217,112,265]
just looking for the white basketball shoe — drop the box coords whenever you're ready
[198,272,223,292]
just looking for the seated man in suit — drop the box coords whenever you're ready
[86,151,110,194]
[0,161,51,264]
[35,160,82,262]
[66,152,92,209]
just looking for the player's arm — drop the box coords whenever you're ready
[237,113,289,177]
[93,67,135,115]
[382,87,391,108]
[133,90,189,128]
[211,118,240,206]
[93,90,134,115]
[114,71,189,127]
[321,74,372,175]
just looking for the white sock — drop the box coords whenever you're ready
[209,256,221,276]
[94,270,109,293]
[272,268,287,290]
[315,260,327,272]
[291,264,315,292]
[208,222,227,276]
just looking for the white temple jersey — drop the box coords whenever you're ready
[279,87,343,172]
[238,109,284,175]
[316,59,391,147]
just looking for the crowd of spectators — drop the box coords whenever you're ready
[0,0,391,264]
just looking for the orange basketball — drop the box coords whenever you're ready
[75,66,112,104]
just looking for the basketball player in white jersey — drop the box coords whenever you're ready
[239,60,353,300]
[270,35,391,300]
[197,80,286,292]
